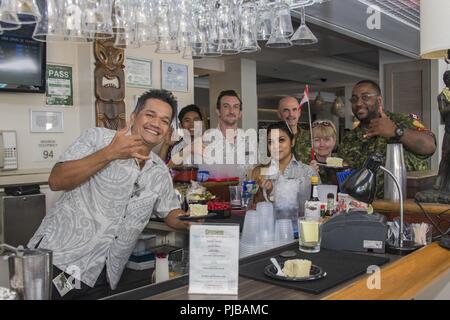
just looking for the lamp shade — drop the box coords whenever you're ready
[420,0,450,59]
[342,154,383,204]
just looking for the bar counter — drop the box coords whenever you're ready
[324,242,450,300]
[372,199,450,236]
[373,199,450,216]
[104,242,450,300]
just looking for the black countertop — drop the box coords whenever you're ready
[102,242,396,300]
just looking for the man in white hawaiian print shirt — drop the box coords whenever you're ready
[28,89,189,299]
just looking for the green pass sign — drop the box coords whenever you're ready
[46,64,73,106]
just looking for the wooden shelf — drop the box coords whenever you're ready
[0,168,51,188]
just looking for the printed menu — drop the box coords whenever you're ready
[188,224,239,295]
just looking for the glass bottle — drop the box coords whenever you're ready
[326,193,335,216]
[309,175,320,201]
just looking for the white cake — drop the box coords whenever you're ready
[282,259,312,278]
[326,157,344,167]
[189,204,208,216]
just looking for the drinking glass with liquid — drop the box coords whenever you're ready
[298,217,323,253]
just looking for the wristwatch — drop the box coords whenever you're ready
[394,126,405,141]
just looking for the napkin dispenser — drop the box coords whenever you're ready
[321,209,388,253]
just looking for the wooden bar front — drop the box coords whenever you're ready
[323,242,450,300]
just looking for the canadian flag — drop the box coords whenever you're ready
[300,85,309,107]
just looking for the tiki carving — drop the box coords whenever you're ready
[94,39,126,130]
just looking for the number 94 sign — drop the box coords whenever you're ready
[43,150,54,160]
[33,139,60,163]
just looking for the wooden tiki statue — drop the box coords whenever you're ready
[94,39,126,130]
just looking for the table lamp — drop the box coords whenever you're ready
[342,153,418,255]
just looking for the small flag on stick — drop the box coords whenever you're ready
[300,85,309,107]
[302,85,315,161]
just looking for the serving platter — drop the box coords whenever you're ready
[177,213,218,221]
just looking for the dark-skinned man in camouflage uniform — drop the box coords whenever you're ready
[277,96,312,164]
[338,80,437,198]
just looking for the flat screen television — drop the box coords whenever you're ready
[0,24,46,93]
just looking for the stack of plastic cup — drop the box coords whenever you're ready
[274,219,294,245]
[256,202,276,250]
[240,204,296,258]
[241,207,277,258]
[241,210,260,244]
[240,210,262,258]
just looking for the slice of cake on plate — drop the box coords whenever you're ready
[189,204,208,217]
[282,259,312,278]
[326,157,344,167]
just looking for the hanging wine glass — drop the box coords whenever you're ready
[14,0,42,24]
[63,0,91,43]
[290,6,317,45]
[0,0,21,29]
[32,0,64,42]
[265,1,292,48]
[239,0,259,53]
[82,0,114,39]
[256,0,272,41]
[137,0,158,46]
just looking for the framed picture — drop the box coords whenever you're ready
[125,57,152,88]
[161,61,188,92]
[30,110,64,133]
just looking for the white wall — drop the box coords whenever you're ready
[0,42,82,171]
[124,46,194,119]
[0,42,194,211]
[0,43,194,172]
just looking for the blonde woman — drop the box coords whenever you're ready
[309,119,338,184]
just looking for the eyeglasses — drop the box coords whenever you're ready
[312,120,333,128]
[349,93,378,104]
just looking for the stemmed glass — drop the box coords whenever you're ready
[240,0,259,53]
[32,0,64,42]
[0,0,21,30]
[291,6,318,45]
[265,1,293,48]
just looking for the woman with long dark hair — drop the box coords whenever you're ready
[251,121,317,203]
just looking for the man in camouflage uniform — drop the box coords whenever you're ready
[339,80,437,199]
[277,96,312,164]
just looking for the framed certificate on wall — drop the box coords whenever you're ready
[30,110,64,133]
[161,61,188,92]
[125,57,152,88]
